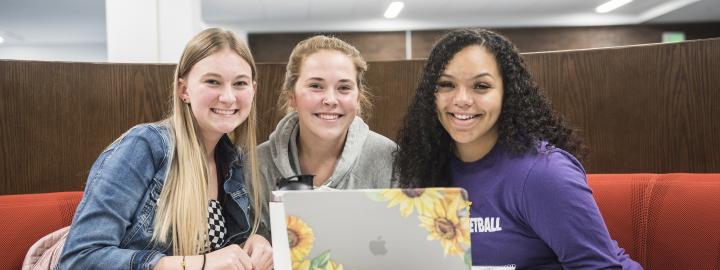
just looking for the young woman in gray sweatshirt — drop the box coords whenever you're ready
[256,35,397,193]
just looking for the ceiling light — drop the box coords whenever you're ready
[384,2,404,19]
[596,0,633,13]
[0,35,4,44]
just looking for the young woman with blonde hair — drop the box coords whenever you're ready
[257,35,396,191]
[59,28,272,270]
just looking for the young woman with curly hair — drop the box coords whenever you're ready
[394,29,641,269]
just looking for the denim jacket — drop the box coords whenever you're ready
[58,122,254,270]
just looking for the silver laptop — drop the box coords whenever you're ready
[271,188,472,270]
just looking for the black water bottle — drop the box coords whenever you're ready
[277,175,315,190]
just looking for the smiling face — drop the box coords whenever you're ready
[178,48,255,142]
[435,45,503,160]
[289,49,359,142]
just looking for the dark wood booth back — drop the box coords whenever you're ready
[1,38,719,195]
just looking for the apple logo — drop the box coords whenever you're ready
[369,236,388,256]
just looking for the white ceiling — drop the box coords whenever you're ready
[0,0,718,46]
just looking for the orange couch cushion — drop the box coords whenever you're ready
[2,174,718,270]
[0,192,82,270]
[589,174,720,270]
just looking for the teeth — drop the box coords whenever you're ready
[317,113,339,120]
[453,113,476,120]
[213,109,236,115]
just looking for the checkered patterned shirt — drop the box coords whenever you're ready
[206,199,226,252]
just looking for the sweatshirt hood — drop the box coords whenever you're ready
[266,112,370,188]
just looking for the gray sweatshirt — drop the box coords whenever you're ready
[257,112,397,191]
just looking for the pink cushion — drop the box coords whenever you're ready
[22,226,69,270]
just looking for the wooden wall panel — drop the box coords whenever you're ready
[0,61,175,194]
[362,60,425,139]
[255,64,287,141]
[412,23,720,58]
[248,23,720,61]
[2,38,719,194]
[412,27,658,57]
[523,38,720,173]
[249,31,406,63]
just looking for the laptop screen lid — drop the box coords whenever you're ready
[275,188,472,270]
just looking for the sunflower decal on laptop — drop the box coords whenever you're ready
[287,215,315,262]
[287,215,346,270]
[379,188,444,217]
[418,196,470,256]
[373,188,471,265]
[293,251,344,270]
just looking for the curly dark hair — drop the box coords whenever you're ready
[394,29,584,188]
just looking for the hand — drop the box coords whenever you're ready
[206,244,253,270]
[243,234,273,270]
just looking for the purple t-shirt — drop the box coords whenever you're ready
[450,143,642,269]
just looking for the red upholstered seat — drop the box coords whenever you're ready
[588,174,720,270]
[1,174,718,270]
[0,192,82,270]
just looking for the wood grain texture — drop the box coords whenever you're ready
[362,60,425,140]
[255,63,288,141]
[2,38,719,194]
[249,31,406,63]
[411,23,720,58]
[0,61,175,194]
[523,38,720,173]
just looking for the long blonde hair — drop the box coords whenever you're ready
[152,28,264,255]
[279,35,373,120]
